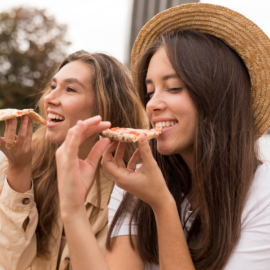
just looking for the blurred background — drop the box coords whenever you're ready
[0,0,269,162]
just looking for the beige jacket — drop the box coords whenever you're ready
[0,168,114,270]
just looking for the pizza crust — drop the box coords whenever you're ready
[100,127,162,142]
[0,109,47,125]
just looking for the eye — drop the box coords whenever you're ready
[167,87,183,93]
[50,85,56,90]
[145,91,154,100]
[67,87,77,93]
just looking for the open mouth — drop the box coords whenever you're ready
[48,113,65,122]
[155,121,178,130]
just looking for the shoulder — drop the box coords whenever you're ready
[249,163,270,200]
[110,185,126,205]
[253,162,270,182]
[225,163,270,268]
[108,185,125,224]
[108,185,138,237]
[241,163,270,226]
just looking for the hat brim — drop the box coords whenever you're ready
[131,3,270,137]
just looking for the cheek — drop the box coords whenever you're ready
[43,98,48,110]
[185,112,197,142]
[68,98,93,115]
[77,107,93,122]
[146,107,151,119]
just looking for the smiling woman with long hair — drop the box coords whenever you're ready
[0,50,147,270]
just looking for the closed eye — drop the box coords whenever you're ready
[67,87,77,93]
[145,87,183,100]
[167,87,183,93]
[145,91,154,100]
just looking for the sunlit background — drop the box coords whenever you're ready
[0,0,269,162]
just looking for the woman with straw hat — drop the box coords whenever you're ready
[55,3,270,269]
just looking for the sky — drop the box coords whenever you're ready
[0,0,270,64]
[0,0,133,63]
[201,0,270,38]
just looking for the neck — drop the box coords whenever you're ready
[180,148,199,211]
[180,149,194,173]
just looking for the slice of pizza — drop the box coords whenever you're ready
[100,127,162,142]
[0,108,47,125]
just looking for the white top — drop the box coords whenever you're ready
[108,163,270,270]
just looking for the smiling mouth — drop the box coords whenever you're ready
[48,113,65,122]
[155,121,178,130]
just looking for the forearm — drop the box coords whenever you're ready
[62,206,111,270]
[7,164,32,193]
[152,197,195,270]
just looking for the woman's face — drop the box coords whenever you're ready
[146,47,197,157]
[44,60,94,144]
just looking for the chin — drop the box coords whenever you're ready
[45,132,63,145]
[156,145,175,156]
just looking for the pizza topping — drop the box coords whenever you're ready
[111,127,121,131]
[154,126,162,132]
[48,113,65,122]
[17,109,33,115]
[127,131,142,136]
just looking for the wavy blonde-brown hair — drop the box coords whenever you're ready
[2,50,147,258]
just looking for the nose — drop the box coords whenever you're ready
[146,91,166,113]
[44,88,61,106]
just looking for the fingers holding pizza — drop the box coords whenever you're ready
[0,108,46,157]
[1,115,33,168]
[55,117,169,210]
[2,117,18,149]
[101,132,172,210]
[0,108,45,192]
[56,116,111,212]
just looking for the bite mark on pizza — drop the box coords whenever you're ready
[0,108,47,125]
[100,127,162,142]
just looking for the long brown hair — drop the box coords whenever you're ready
[107,30,261,269]
[1,51,147,258]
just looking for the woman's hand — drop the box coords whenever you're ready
[101,134,172,210]
[0,116,33,192]
[56,116,111,218]
[103,135,195,270]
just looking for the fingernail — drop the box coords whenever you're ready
[11,118,16,124]
[92,115,101,120]
[76,120,83,126]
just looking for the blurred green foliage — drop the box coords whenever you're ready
[0,6,71,134]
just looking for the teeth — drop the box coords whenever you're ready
[155,121,177,128]
[48,113,64,120]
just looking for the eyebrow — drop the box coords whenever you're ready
[145,73,179,84]
[51,77,86,89]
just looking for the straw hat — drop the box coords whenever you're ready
[131,3,270,137]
